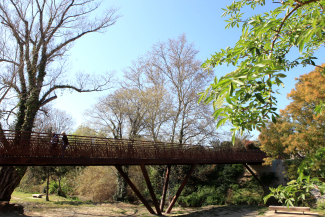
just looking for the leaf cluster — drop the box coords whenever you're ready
[200,0,325,141]
[264,147,325,207]
[263,176,320,207]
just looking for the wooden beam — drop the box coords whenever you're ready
[243,163,264,187]
[115,165,155,214]
[140,164,162,215]
[165,164,197,214]
[160,165,171,212]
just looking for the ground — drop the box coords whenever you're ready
[0,191,322,217]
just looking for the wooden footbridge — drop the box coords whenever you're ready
[0,130,266,215]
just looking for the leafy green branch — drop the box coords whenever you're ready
[201,0,325,141]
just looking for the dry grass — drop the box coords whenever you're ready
[6,191,271,217]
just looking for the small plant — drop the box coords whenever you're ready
[264,147,325,207]
[264,175,325,207]
[317,200,325,210]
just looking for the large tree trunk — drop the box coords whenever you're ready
[114,165,129,202]
[0,166,27,201]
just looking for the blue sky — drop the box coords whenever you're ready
[54,0,323,137]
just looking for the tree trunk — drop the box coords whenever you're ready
[46,168,50,201]
[0,166,27,201]
[114,165,129,202]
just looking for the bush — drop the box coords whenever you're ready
[49,181,59,194]
[177,164,245,207]
[284,159,303,181]
[178,186,226,207]
[317,200,325,210]
[76,166,117,202]
[228,188,263,205]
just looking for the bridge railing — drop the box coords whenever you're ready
[0,130,266,161]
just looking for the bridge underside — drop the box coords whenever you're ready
[0,157,264,215]
[0,156,263,166]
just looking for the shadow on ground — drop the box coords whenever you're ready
[172,205,264,217]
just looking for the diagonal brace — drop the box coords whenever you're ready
[160,164,171,212]
[141,164,162,215]
[165,164,197,214]
[243,163,264,187]
[115,165,155,214]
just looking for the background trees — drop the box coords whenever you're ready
[0,0,119,201]
[145,34,216,144]
[87,34,219,145]
[259,64,325,163]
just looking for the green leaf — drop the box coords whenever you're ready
[272,114,277,124]
[232,131,236,144]
[217,117,228,128]
[275,73,286,78]
[226,94,233,104]
[213,108,225,120]
[229,82,234,96]
[215,78,232,88]
[232,79,245,85]
[255,93,265,104]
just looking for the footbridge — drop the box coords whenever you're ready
[0,130,266,215]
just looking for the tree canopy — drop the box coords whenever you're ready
[259,64,325,164]
[200,0,325,141]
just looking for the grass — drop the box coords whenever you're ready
[313,208,325,217]
[11,191,97,212]
[257,206,268,215]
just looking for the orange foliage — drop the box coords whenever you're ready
[259,64,325,163]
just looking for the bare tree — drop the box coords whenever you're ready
[0,0,119,201]
[85,91,127,139]
[141,87,173,142]
[144,34,217,145]
[33,107,75,133]
[90,34,220,144]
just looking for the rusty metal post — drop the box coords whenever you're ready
[140,164,162,215]
[115,165,155,214]
[243,163,264,187]
[165,164,197,214]
[160,164,171,212]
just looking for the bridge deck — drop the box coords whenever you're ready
[0,130,265,166]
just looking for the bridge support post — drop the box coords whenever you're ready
[115,165,156,215]
[140,164,162,215]
[243,163,264,187]
[160,164,171,212]
[165,164,197,214]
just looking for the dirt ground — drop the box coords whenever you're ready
[0,201,265,217]
[0,194,321,217]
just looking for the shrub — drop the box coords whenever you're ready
[178,186,226,207]
[317,200,325,210]
[75,166,117,202]
[228,188,263,205]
